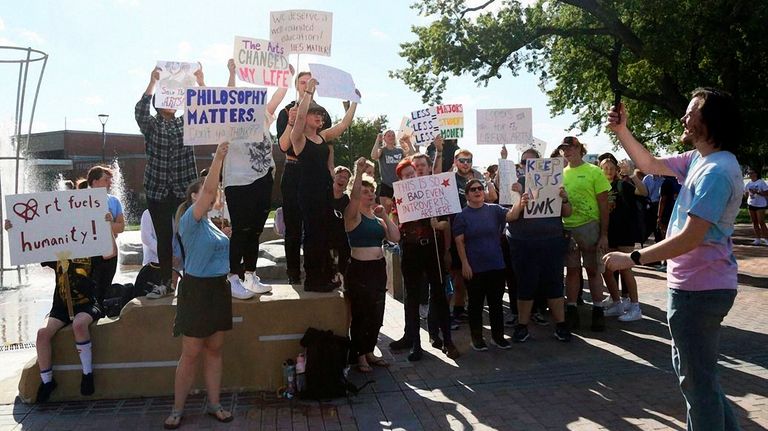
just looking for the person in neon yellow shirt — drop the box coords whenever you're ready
[559,136,619,332]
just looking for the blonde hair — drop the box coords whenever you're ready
[174,178,205,228]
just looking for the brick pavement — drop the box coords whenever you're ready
[2,226,768,430]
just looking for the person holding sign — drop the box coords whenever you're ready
[370,130,414,213]
[289,77,358,291]
[276,71,332,285]
[507,149,573,343]
[136,65,204,299]
[453,179,527,351]
[222,58,289,296]
[4,214,111,402]
[165,142,234,429]
[344,158,400,372]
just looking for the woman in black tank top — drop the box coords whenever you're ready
[290,78,359,291]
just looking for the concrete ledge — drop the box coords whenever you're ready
[18,285,348,403]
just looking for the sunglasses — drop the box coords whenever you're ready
[468,186,484,193]
[457,157,473,164]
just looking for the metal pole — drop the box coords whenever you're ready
[101,123,106,163]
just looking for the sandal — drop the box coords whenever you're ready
[206,404,234,423]
[163,409,183,430]
[366,356,389,367]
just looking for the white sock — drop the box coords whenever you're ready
[76,340,93,374]
[40,368,53,384]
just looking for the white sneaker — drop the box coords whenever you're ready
[419,304,429,320]
[618,303,643,322]
[603,299,624,317]
[229,275,255,300]
[146,283,172,299]
[752,239,761,245]
[622,297,632,313]
[244,272,272,294]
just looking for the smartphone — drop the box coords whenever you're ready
[613,91,622,121]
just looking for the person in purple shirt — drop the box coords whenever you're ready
[604,88,743,430]
[453,179,527,351]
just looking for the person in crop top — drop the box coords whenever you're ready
[344,157,400,373]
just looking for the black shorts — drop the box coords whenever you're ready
[48,303,102,325]
[174,274,232,338]
[376,183,394,199]
[748,204,766,211]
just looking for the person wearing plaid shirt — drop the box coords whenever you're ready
[136,66,203,297]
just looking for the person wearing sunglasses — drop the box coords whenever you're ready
[558,136,613,332]
[453,179,527,351]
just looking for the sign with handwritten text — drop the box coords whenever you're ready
[436,104,464,139]
[270,10,333,56]
[308,63,361,103]
[523,157,564,218]
[234,37,292,88]
[392,172,461,223]
[497,159,521,206]
[476,108,533,146]
[408,107,439,145]
[183,87,267,146]
[154,61,200,110]
[4,189,113,266]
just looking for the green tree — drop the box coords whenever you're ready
[391,0,768,170]
[334,115,388,169]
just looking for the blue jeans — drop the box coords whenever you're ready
[668,288,739,431]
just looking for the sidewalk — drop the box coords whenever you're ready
[1,226,767,430]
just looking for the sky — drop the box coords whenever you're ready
[0,0,628,167]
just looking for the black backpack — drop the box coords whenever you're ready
[134,263,163,296]
[299,327,372,400]
[102,283,143,317]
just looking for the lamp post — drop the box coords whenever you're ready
[98,114,109,163]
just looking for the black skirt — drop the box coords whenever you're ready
[173,274,232,338]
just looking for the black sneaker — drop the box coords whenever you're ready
[471,338,488,351]
[554,322,572,342]
[504,313,518,327]
[407,346,423,362]
[453,307,468,322]
[591,306,605,332]
[80,373,95,396]
[389,337,410,350]
[531,312,549,326]
[36,380,57,403]
[566,305,580,330]
[513,324,530,343]
[430,336,444,350]
[492,336,512,349]
[443,343,461,359]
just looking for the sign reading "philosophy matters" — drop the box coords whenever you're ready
[183,87,267,146]
[4,189,113,266]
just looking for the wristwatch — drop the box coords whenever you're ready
[630,250,642,265]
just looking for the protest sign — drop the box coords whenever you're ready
[392,172,461,223]
[476,108,533,146]
[183,87,268,146]
[307,63,361,103]
[270,10,333,56]
[497,159,521,206]
[233,37,292,88]
[523,157,564,218]
[4,189,113,266]
[154,61,200,110]
[409,107,439,145]
[436,104,464,139]
[397,116,416,146]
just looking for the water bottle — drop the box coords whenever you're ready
[295,353,306,393]
[282,359,296,399]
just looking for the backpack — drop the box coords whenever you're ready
[299,327,372,400]
[102,283,141,317]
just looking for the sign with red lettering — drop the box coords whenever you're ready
[154,61,200,110]
[234,37,292,88]
[4,189,113,266]
[436,104,464,139]
[392,172,462,223]
[408,104,464,145]
[270,10,333,56]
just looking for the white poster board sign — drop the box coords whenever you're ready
[307,63,361,103]
[270,10,333,56]
[4,189,113,266]
[435,104,464,139]
[392,172,462,223]
[497,159,521,206]
[409,107,439,145]
[233,37,292,88]
[397,116,416,146]
[154,61,200,110]
[476,108,533,146]
[523,157,564,218]
[183,87,267,146]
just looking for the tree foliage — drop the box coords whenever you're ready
[333,115,388,169]
[391,0,768,168]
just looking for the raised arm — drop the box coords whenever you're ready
[321,98,358,142]
[432,135,444,174]
[370,133,383,160]
[192,142,228,221]
[607,104,675,177]
[279,107,297,153]
[344,157,368,231]
[506,193,529,222]
[290,79,316,156]
[136,67,160,135]
[399,135,415,157]
[375,205,400,243]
